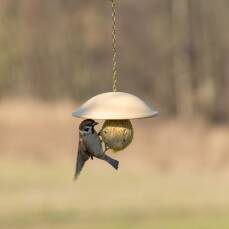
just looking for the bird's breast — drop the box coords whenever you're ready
[84,134,104,157]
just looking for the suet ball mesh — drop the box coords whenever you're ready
[101,120,134,152]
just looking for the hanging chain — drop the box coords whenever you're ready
[111,0,118,92]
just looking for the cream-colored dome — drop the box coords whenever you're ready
[72,92,158,120]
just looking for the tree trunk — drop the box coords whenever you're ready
[171,0,194,119]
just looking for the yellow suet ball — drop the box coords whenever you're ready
[101,120,134,152]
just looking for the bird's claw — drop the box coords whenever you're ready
[104,145,110,153]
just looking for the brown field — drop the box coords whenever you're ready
[1,99,229,229]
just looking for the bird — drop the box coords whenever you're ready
[74,119,119,180]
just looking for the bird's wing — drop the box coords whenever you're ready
[74,138,90,180]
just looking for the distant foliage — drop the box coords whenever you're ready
[0,0,228,121]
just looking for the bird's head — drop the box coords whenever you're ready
[79,119,98,135]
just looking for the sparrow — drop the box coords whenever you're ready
[74,119,119,180]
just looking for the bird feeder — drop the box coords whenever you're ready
[72,0,158,152]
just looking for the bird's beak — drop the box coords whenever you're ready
[93,122,99,126]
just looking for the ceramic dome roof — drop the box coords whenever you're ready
[72,92,158,120]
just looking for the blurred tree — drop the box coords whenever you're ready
[171,0,194,119]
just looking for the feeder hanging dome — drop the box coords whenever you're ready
[72,92,158,120]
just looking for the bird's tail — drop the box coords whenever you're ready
[102,154,119,170]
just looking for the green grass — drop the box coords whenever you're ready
[1,158,229,229]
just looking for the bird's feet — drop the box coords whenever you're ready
[104,144,110,153]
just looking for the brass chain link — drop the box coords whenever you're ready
[111,0,118,92]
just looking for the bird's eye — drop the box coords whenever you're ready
[84,127,90,131]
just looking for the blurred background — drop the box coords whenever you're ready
[1,0,229,228]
